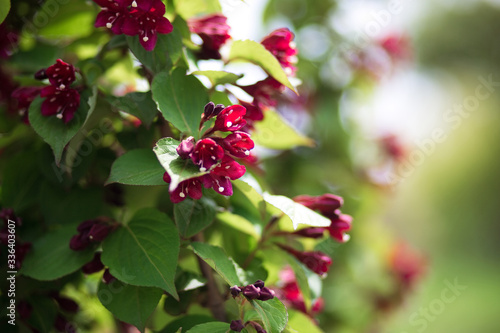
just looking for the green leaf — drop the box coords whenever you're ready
[263,193,331,230]
[185,322,230,333]
[153,137,208,192]
[101,208,180,299]
[26,297,58,333]
[284,255,311,311]
[160,315,216,333]
[39,183,105,225]
[192,70,243,87]
[98,281,163,333]
[152,68,209,137]
[28,89,96,164]
[174,197,216,238]
[284,309,324,333]
[0,0,10,24]
[20,226,95,280]
[250,298,288,333]
[190,242,243,286]
[108,91,159,128]
[233,178,267,223]
[229,40,296,92]
[106,149,166,186]
[253,110,315,149]
[126,20,184,73]
[1,151,42,211]
[216,211,260,238]
[37,2,94,39]
[174,0,221,19]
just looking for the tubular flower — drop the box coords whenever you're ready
[69,218,115,251]
[36,59,81,123]
[93,0,133,35]
[93,0,173,51]
[11,86,42,123]
[187,13,231,60]
[0,23,18,59]
[213,104,247,132]
[219,131,254,158]
[190,138,225,172]
[163,175,204,203]
[261,27,298,75]
[277,244,332,276]
[40,85,81,123]
[293,193,352,243]
[122,0,173,51]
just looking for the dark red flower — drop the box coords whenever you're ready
[176,136,196,159]
[122,0,173,51]
[258,287,275,301]
[82,252,105,274]
[242,284,261,300]
[261,28,298,75]
[163,171,171,183]
[0,23,18,59]
[54,315,75,333]
[230,285,242,298]
[293,194,344,215]
[201,155,246,196]
[93,0,133,35]
[240,77,285,109]
[40,85,81,123]
[219,131,254,158]
[188,14,231,60]
[102,268,116,284]
[170,177,204,203]
[70,218,115,251]
[45,59,76,88]
[325,212,352,243]
[239,100,264,122]
[230,320,245,332]
[190,138,225,172]
[213,104,247,132]
[277,244,332,276]
[11,86,42,121]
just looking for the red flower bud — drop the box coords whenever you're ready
[277,244,332,276]
[257,287,275,301]
[82,252,105,275]
[242,284,261,300]
[176,136,196,159]
[230,320,245,332]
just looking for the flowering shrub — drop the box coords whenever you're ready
[0,0,424,332]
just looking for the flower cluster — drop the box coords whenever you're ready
[93,0,173,51]
[275,267,324,316]
[230,279,275,301]
[187,13,231,60]
[294,193,353,242]
[69,217,116,251]
[163,102,254,203]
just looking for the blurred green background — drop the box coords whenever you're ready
[252,0,500,332]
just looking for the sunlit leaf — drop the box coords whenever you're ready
[107,149,166,186]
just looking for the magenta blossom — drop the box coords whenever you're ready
[261,28,298,75]
[213,104,247,132]
[219,131,254,158]
[202,155,246,196]
[40,85,80,123]
[163,172,203,203]
[188,14,231,60]
[293,193,343,215]
[190,138,225,172]
[123,0,173,51]
[93,0,133,35]
[277,244,332,276]
[46,59,76,88]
